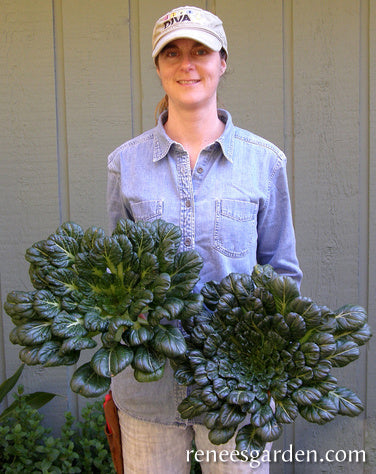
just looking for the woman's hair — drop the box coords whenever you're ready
[154,47,228,123]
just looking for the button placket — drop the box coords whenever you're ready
[177,152,195,249]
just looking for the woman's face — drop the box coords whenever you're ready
[156,38,226,112]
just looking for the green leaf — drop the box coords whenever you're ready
[201,280,223,310]
[284,312,306,340]
[200,385,219,407]
[275,398,299,424]
[70,363,111,397]
[204,411,220,429]
[91,345,134,377]
[209,425,236,445]
[168,273,200,299]
[91,236,123,273]
[333,305,368,333]
[25,240,50,267]
[270,380,288,400]
[153,219,181,250]
[300,342,320,367]
[134,366,165,382]
[0,364,24,403]
[213,377,231,399]
[84,311,110,333]
[292,386,323,406]
[312,360,332,380]
[56,221,84,240]
[150,273,171,302]
[256,417,282,442]
[309,332,336,358]
[235,425,265,459]
[178,390,208,418]
[287,297,322,328]
[33,290,61,319]
[80,226,106,253]
[128,224,155,257]
[59,336,97,354]
[44,234,79,268]
[38,340,80,366]
[139,252,159,284]
[162,297,185,319]
[4,290,37,319]
[263,271,299,315]
[173,250,203,277]
[174,361,194,385]
[153,325,187,358]
[45,268,79,296]
[51,311,87,338]
[329,340,360,367]
[218,403,246,428]
[349,323,372,346]
[19,346,42,365]
[251,403,274,427]
[299,397,337,424]
[128,325,154,346]
[15,321,52,346]
[0,391,57,422]
[328,387,364,417]
[106,316,134,342]
[194,364,210,386]
[132,346,166,373]
[227,390,255,406]
[181,292,204,318]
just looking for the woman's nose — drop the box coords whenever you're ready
[179,54,194,70]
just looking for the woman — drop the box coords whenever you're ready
[107,6,302,473]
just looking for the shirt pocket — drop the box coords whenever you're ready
[130,200,163,222]
[213,199,258,258]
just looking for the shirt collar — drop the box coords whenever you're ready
[153,109,235,163]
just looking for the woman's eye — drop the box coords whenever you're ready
[195,48,208,56]
[161,49,178,58]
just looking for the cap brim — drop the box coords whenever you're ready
[152,28,223,59]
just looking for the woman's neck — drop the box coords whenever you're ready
[163,105,225,169]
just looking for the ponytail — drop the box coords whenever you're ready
[155,94,169,123]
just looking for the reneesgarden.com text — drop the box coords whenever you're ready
[187,444,366,469]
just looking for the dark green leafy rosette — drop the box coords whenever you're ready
[174,264,371,459]
[5,219,203,397]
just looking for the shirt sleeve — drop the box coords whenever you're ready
[106,153,132,234]
[256,156,303,287]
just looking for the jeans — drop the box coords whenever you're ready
[118,410,271,473]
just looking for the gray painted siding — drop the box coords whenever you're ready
[1,1,374,472]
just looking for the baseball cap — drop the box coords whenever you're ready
[152,6,228,60]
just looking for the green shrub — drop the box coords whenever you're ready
[0,386,115,473]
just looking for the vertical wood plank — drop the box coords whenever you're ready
[61,0,131,231]
[0,0,68,432]
[216,0,285,150]
[365,1,376,471]
[292,1,366,471]
[52,0,71,223]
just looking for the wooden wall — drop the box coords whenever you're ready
[1,1,375,472]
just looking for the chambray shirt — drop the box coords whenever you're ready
[107,109,302,425]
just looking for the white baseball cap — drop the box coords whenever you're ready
[152,6,228,60]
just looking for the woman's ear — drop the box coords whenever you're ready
[220,59,227,76]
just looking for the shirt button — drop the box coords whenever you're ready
[186,199,191,208]
[184,238,192,246]
[197,167,204,174]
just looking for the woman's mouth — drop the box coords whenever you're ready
[177,80,200,85]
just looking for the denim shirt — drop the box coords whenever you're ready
[107,109,302,425]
